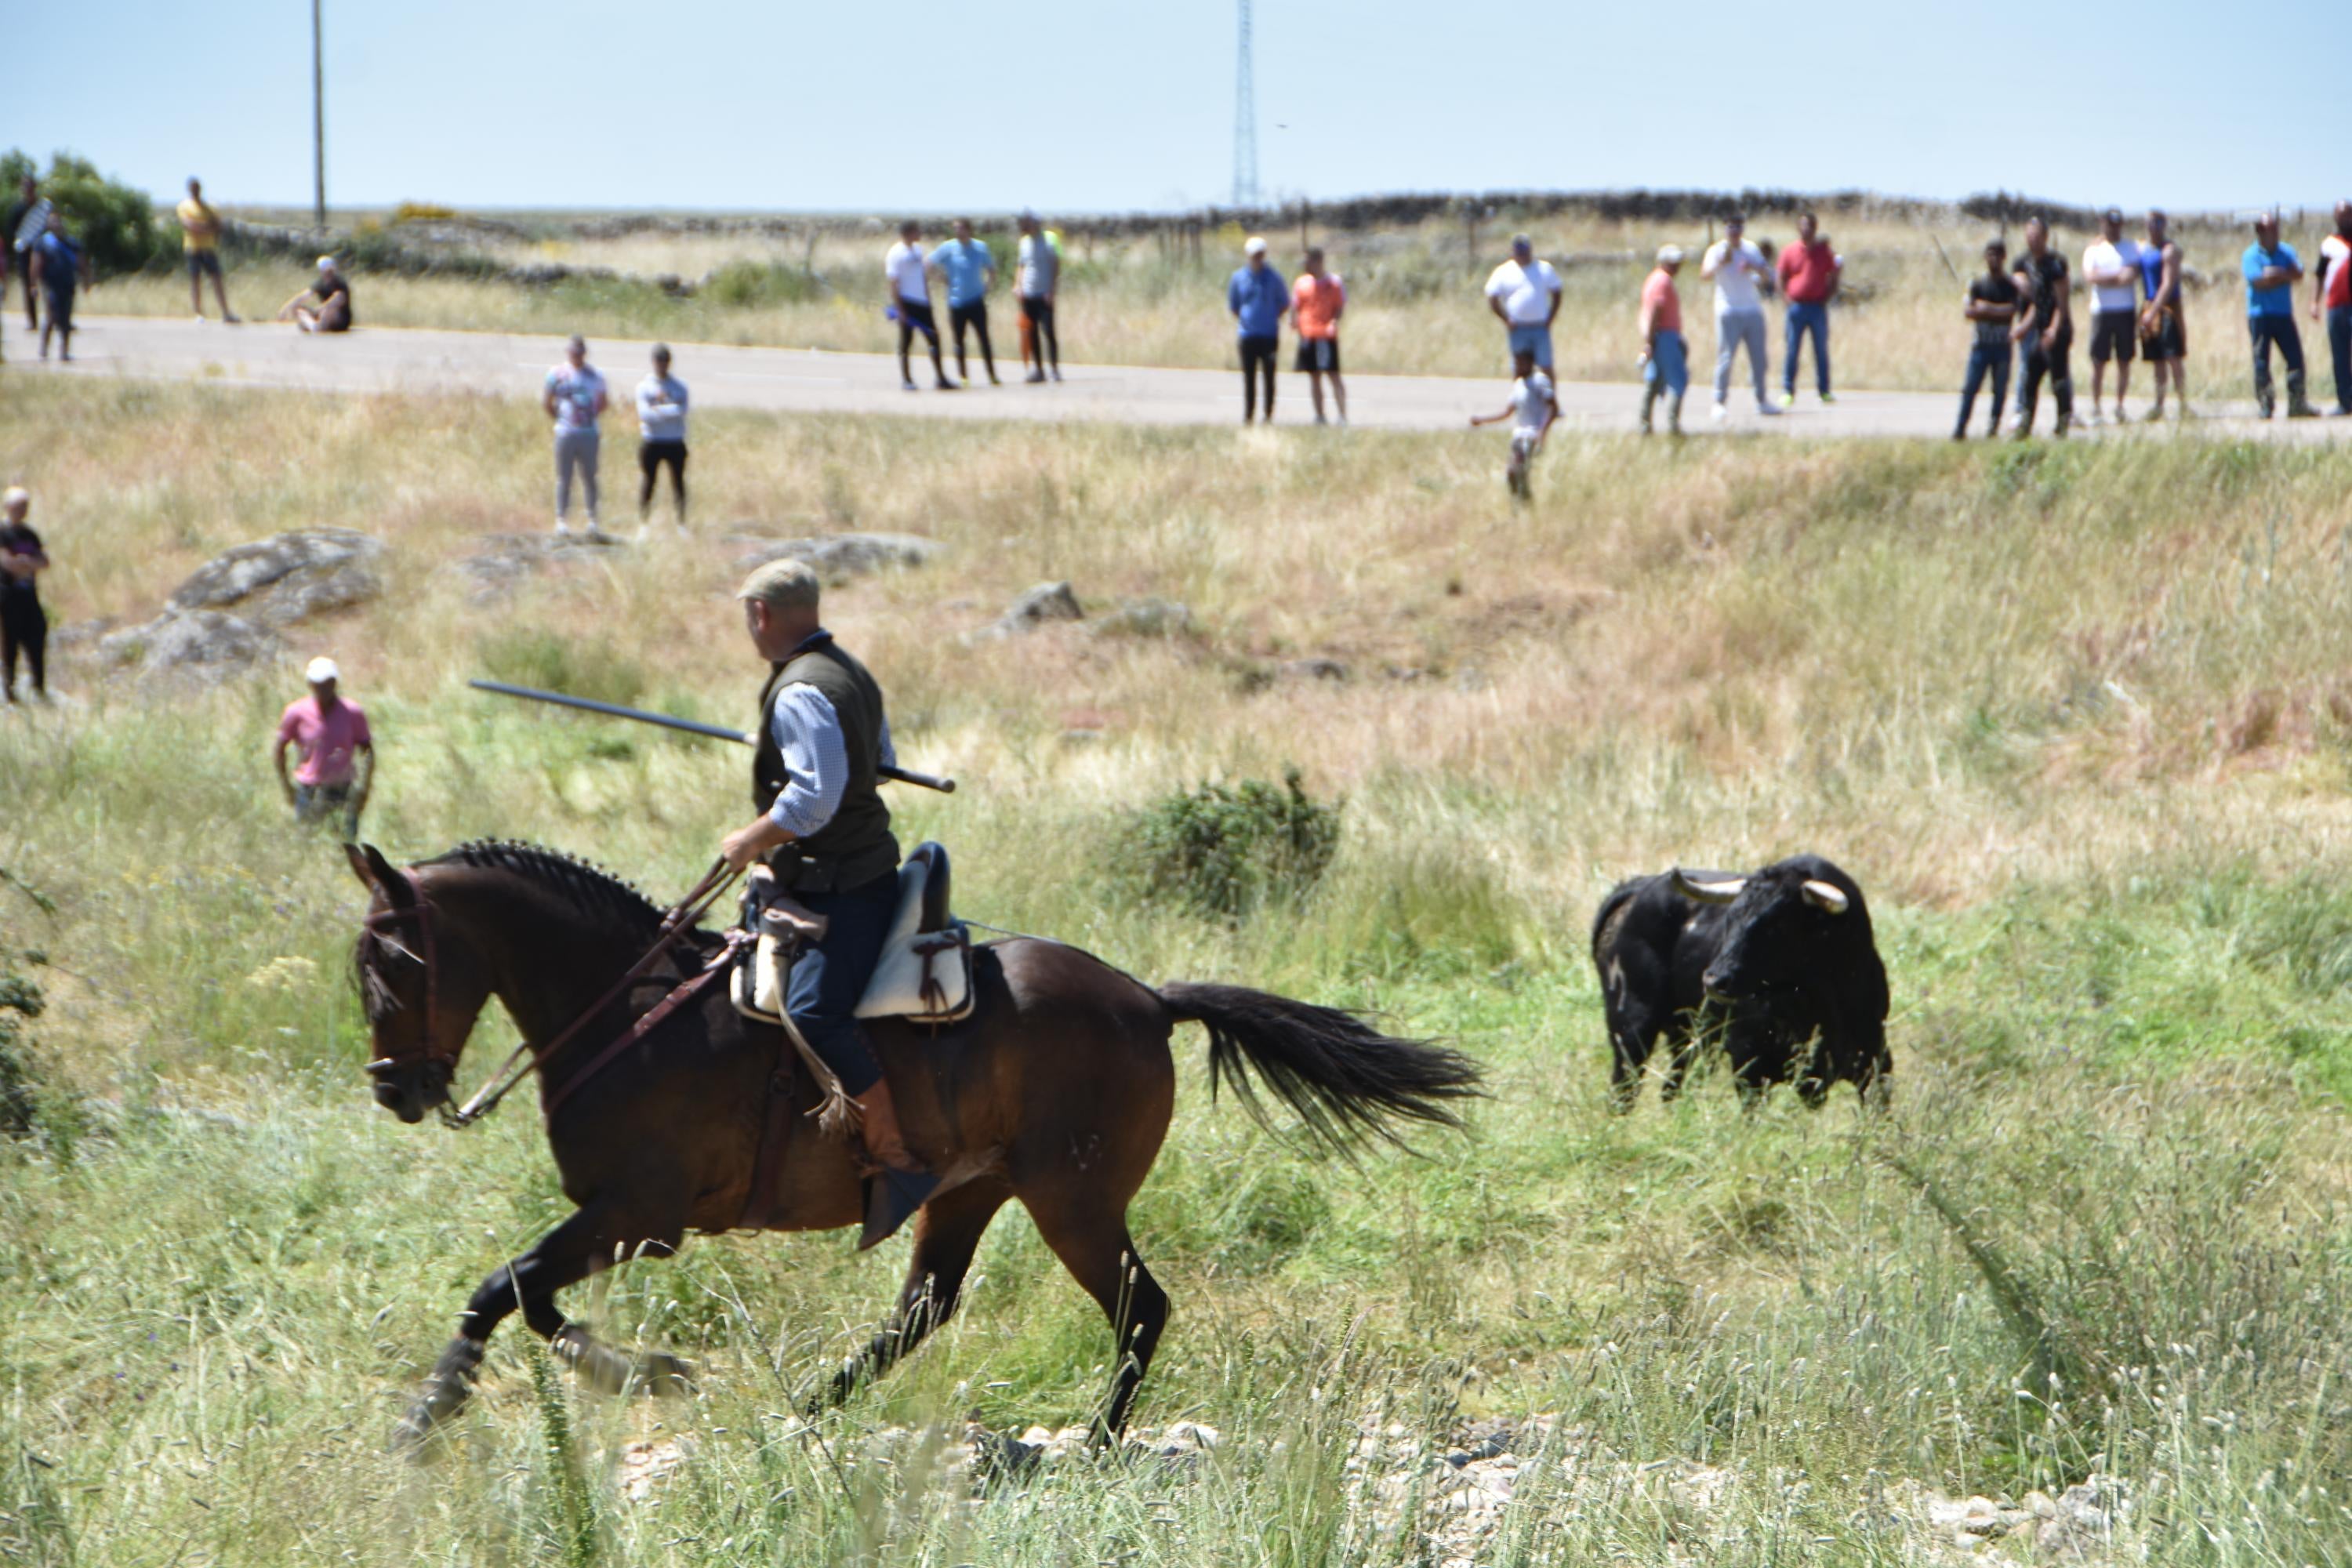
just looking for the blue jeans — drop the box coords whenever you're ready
[1507,323,1554,369]
[1955,341,2009,437]
[2327,304,2351,414]
[1784,301,1831,395]
[1644,330,1689,395]
[784,869,901,1095]
[2248,314,2307,415]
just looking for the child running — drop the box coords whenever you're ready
[1471,348,1557,500]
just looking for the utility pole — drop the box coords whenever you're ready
[312,0,326,230]
[1232,0,1259,210]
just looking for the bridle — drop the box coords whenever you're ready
[360,857,744,1130]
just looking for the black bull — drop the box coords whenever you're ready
[1591,854,1890,1109]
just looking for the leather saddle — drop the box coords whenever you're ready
[731,841,975,1028]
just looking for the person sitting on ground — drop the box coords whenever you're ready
[274,655,374,840]
[1471,347,1556,499]
[636,343,689,534]
[1,486,50,705]
[1637,245,1690,436]
[1955,238,2019,440]
[30,211,93,363]
[278,256,352,333]
[178,176,238,323]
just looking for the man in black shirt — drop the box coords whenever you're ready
[0,486,49,704]
[1956,238,2020,439]
[2009,217,2074,437]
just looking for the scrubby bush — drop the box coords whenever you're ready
[390,201,458,225]
[701,259,826,308]
[0,149,165,277]
[1120,766,1341,920]
[477,627,648,709]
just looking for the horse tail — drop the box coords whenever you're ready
[1156,982,1484,1158]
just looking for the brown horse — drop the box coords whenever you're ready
[345,840,1481,1446]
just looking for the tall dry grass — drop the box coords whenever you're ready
[2,379,2351,1563]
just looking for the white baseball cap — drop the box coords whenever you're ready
[1657,245,1686,265]
[306,655,340,684]
[1243,235,1268,256]
[316,255,336,271]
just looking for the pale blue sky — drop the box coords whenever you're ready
[8,1,2347,216]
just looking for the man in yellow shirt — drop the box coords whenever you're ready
[176,176,238,323]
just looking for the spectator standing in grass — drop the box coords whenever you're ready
[2009,218,2074,437]
[2316,201,2351,415]
[1229,235,1288,424]
[930,219,999,387]
[635,343,689,534]
[1636,245,1690,437]
[6,175,46,332]
[1291,246,1346,425]
[177,176,238,323]
[0,488,49,705]
[1954,238,2019,440]
[274,656,373,839]
[277,256,352,333]
[885,220,953,392]
[2243,212,2317,419]
[2137,210,2189,420]
[2081,209,2142,425]
[1015,211,1061,383]
[1483,234,1562,373]
[1470,348,1556,498]
[543,335,609,535]
[30,212,91,363]
[1701,214,1780,421]
[1776,212,1841,405]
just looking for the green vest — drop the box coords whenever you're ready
[753,635,900,891]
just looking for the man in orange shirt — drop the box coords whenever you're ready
[1639,245,1690,436]
[1292,246,1347,424]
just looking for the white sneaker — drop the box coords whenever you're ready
[1757,401,1782,417]
[2087,409,2105,428]
[1710,402,1727,424]
[554,521,572,536]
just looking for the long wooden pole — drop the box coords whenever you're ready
[312,0,325,230]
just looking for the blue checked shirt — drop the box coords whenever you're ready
[765,683,897,837]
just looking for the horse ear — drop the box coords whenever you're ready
[347,843,410,903]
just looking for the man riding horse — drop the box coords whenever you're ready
[718,558,935,1243]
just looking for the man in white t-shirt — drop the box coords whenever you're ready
[884,220,953,393]
[2082,208,2143,425]
[1483,234,1563,372]
[2315,200,2351,416]
[1700,214,1780,419]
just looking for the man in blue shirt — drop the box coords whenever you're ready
[30,212,91,363]
[929,219,1000,387]
[2243,212,2318,419]
[1228,236,1290,424]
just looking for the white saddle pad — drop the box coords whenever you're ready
[732,853,974,1026]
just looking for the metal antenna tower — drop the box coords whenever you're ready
[1232,0,1260,209]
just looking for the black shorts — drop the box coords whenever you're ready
[1294,338,1340,373]
[2089,310,2137,365]
[897,299,938,340]
[41,287,71,332]
[639,438,688,472]
[2140,307,2185,361]
[187,250,223,280]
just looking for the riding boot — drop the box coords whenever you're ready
[855,1078,938,1250]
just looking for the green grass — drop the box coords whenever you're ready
[2,377,2352,1561]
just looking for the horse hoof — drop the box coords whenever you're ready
[553,1327,634,1396]
[630,1352,696,1396]
[390,1337,485,1454]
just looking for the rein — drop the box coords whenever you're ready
[368,858,744,1128]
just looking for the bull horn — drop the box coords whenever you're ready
[1801,880,1850,915]
[1672,869,1746,905]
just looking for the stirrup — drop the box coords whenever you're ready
[858,1169,939,1250]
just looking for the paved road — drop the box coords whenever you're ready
[16,314,2347,442]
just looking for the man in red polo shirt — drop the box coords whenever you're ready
[1776,212,1842,407]
[274,655,374,839]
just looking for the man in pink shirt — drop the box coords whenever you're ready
[1638,245,1690,436]
[274,655,374,837]
[1776,212,1842,406]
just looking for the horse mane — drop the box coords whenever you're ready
[418,839,672,933]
